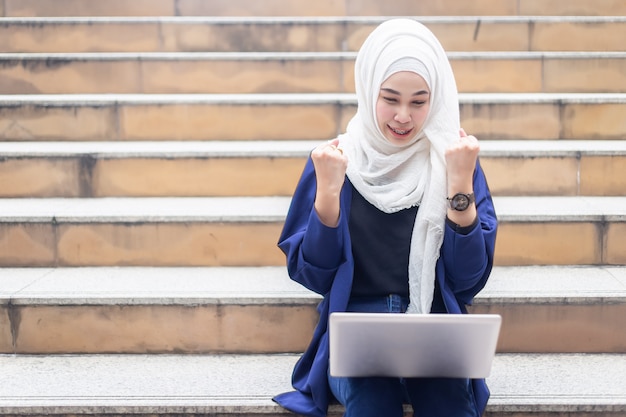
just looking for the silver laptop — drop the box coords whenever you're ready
[329,312,501,378]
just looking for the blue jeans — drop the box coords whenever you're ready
[328,294,479,417]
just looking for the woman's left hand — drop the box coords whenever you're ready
[445,128,479,193]
[445,129,479,227]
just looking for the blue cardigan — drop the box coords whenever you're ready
[274,157,498,417]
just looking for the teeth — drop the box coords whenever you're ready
[391,127,411,135]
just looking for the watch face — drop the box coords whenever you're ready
[451,194,470,211]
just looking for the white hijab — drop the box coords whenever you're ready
[338,19,460,314]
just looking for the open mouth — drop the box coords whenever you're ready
[388,125,413,137]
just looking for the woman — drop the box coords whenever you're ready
[273,18,498,417]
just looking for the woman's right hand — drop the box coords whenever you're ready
[311,138,348,227]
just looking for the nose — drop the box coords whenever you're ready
[394,106,411,123]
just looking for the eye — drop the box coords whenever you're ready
[382,96,398,103]
[412,100,427,106]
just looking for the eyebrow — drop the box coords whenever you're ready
[381,88,430,96]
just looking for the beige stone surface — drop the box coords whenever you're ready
[0,61,141,94]
[348,21,532,53]
[163,22,346,53]
[606,223,626,265]
[339,105,357,133]
[520,0,626,16]
[0,106,116,141]
[0,23,163,53]
[494,223,601,265]
[120,103,341,141]
[481,157,579,196]
[580,156,626,195]
[345,23,386,52]
[0,224,56,267]
[442,22,531,52]
[5,0,176,16]
[93,157,304,197]
[214,305,316,352]
[0,158,82,197]
[3,58,347,94]
[56,223,285,266]
[544,58,626,93]
[341,61,356,93]
[563,103,626,140]
[178,0,345,16]
[352,0,517,16]
[532,21,626,51]
[471,303,626,353]
[0,307,12,353]
[13,304,316,354]
[140,59,346,94]
[460,103,561,140]
[453,59,542,93]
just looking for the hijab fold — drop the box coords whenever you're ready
[337,19,460,314]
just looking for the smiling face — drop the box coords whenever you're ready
[375,71,431,146]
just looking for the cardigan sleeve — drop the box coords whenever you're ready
[277,157,346,295]
[440,159,498,305]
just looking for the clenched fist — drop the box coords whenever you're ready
[445,129,479,227]
[312,138,348,227]
[445,128,479,195]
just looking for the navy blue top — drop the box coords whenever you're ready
[349,188,416,298]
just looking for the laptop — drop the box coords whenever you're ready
[329,312,501,379]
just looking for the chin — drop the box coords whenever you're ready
[385,133,418,146]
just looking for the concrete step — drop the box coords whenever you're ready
[0,140,625,198]
[5,0,626,17]
[0,196,624,267]
[0,352,624,416]
[1,17,625,53]
[2,52,626,94]
[1,266,625,354]
[1,93,626,141]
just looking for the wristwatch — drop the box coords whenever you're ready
[447,192,475,211]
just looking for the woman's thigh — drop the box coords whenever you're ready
[405,377,479,417]
[328,373,405,417]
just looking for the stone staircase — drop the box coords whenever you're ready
[1,1,625,416]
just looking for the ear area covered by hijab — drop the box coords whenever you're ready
[338,18,461,314]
